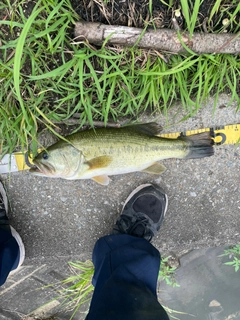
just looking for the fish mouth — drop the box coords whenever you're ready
[29,161,55,177]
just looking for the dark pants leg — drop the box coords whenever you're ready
[0,227,20,286]
[86,234,169,320]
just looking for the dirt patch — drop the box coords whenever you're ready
[70,0,239,33]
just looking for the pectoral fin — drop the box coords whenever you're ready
[87,156,112,185]
[92,175,111,185]
[141,162,166,175]
[87,156,112,169]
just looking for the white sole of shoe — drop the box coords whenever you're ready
[121,183,168,217]
[10,226,25,270]
[0,181,9,215]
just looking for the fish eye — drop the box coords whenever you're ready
[42,152,49,160]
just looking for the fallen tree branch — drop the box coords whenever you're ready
[74,21,240,54]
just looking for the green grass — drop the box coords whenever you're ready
[0,0,239,157]
[180,0,204,37]
[219,244,240,272]
[46,256,180,319]
[158,256,180,287]
[54,260,94,319]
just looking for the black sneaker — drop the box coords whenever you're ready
[113,184,168,241]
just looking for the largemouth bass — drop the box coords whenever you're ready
[30,123,214,185]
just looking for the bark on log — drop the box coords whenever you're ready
[74,22,240,54]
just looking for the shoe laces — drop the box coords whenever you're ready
[115,214,154,241]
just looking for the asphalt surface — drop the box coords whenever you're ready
[0,94,239,319]
[1,94,239,260]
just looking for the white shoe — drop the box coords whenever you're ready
[10,226,25,271]
[0,181,8,217]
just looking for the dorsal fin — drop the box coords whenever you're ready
[126,122,162,136]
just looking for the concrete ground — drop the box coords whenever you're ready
[160,246,240,320]
[0,94,239,319]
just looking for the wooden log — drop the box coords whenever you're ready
[74,21,240,55]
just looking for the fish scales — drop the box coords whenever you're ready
[67,127,188,168]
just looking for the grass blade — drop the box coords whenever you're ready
[13,1,42,127]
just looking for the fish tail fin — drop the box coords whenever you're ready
[181,132,214,159]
